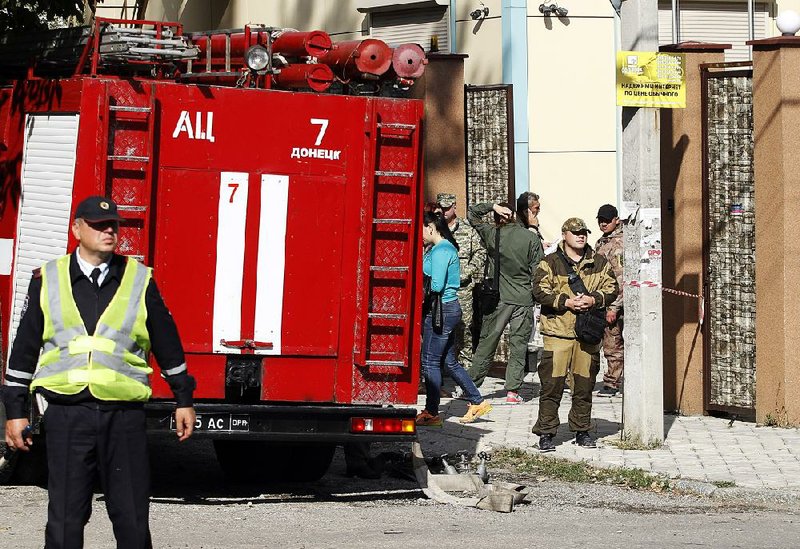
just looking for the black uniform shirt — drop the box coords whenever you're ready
[2,252,195,419]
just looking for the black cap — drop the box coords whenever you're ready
[74,196,123,222]
[596,204,618,219]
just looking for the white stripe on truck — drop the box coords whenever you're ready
[212,171,249,354]
[253,174,289,355]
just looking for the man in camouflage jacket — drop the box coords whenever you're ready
[595,204,624,397]
[436,193,486,368]
[532,217,618,452]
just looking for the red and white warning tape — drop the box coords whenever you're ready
[626,280,702,299]
[625,281,704,324]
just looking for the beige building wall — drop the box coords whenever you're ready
[453,0,503,85]
[145,0,366,37]
[527,4,618,243]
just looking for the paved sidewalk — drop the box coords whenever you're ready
[416,375,800,493]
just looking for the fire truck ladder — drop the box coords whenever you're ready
[98,83,157,263]
[357,116,420,374]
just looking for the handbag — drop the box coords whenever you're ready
[430,291,444,333]
[557,250,607,345]
[422,273,444,332]
[479,229,501,314]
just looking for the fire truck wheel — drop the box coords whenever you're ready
[10,436,47,486]
[280,443,337,482]
[0,405,17,484]
[0,406,47,486]
[0,446,16,484]
[213,440,336,483]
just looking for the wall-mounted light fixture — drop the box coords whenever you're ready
[539,3,568,17]
[776,10,800,36]
[470,4,490,20]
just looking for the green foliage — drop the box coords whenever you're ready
[493,447,672,492]
[0,1,84,33]
[711,480,736,488]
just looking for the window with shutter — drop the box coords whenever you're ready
[658,1,770,62]
[370,5,450,52]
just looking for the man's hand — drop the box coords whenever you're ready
[5,418,32,452]
[174,407,196,442]
[492,204,512,220]
[567,293,595,312]
[606,309,618,324]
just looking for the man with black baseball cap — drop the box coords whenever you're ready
[595,203,624,398]
[3,195,196,548]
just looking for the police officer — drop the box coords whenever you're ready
[435,193,486,372]
[2,196,196,549]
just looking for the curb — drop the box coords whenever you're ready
[488,445,800,507]
[673,478,800,506]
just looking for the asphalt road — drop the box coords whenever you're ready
[0,437,798,548]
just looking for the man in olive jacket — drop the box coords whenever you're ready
[467,202,543,402]
[532,217,618,452]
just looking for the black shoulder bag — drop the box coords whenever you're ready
[557,250,606,345]
[422,273,444,332]
[479,229,501,314]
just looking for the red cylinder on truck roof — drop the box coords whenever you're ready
[272,63,335,92]
[391,43,427,79]
[271,30,333,58]
[320,39,392,79]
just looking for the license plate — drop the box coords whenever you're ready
[170,413,250,432]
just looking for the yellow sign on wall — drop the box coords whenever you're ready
[616,51,686,108]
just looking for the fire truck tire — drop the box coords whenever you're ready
[0,404,16,484]
[213,440,336,482]
[279,443,336,482]
[10,436,47,486]
[0,446,16,484]
[0,406,47,486]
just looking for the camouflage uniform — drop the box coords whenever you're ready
[531,222,619,436]
[595,224,624,389]
[451,217,486,366]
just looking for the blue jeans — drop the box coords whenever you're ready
[422,299,483,415]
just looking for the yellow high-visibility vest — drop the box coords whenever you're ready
[30,255,153,401]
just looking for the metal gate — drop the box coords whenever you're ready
[701,63,755,416]
[465,84,514,207]
[464,85,515,365]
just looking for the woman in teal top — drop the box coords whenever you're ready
[417,212,492,427]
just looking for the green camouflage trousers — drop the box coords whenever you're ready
[453,283,475,367]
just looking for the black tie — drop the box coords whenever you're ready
[90,268,102,289]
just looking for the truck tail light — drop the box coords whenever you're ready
[350,417,415,434]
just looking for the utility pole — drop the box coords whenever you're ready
[619,0,664,446]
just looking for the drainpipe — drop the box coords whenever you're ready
[672,0,680,44]
[747,0,755,59]
[502,0,530,198]
[450,0,458,52]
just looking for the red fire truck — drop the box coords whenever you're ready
[0,18,424,482]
